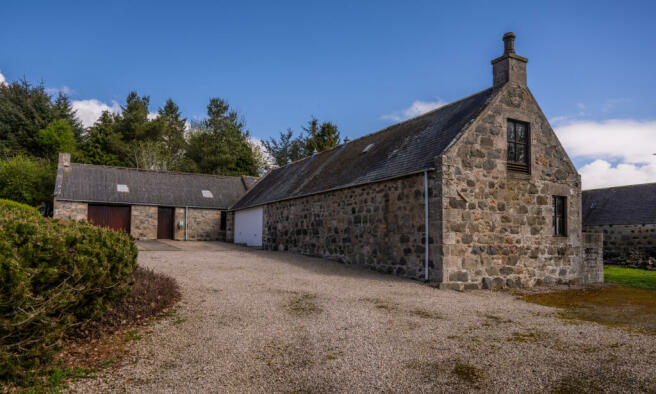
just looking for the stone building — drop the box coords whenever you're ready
[583,183,656,270]
[228,33,604,289]
[53,153,256,241]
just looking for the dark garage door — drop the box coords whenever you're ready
[157,207,174,239]
[88,204,131,233]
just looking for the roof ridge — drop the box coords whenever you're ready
[271,86,494,173]
[583,182,656,192]
[68,162,250,180]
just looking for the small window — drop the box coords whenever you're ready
[507,119,530,173]
[553,196,567,236]
[117,184,129,193]
[201,190,213,198]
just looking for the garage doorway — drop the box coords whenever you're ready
[88,204,131,233]
[234,207,263,246]
[157,207,175,239]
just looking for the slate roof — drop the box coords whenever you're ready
[582,183,656,226]
[231,88,495,210]
[55,163,256,209]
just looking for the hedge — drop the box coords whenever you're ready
[0,203,138,384]
[0,198,40,216]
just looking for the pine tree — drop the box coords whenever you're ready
[53,93,84,140]
[185,98,258,176]
[263,129,306,167]
[158,99,187,161]
[302,117,340,154]
[78,112,124,166]
[0,79,56,156]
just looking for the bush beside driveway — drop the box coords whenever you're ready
[72,241,656,393]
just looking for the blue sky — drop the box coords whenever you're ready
[2,0,656,188]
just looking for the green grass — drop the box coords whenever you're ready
[21,366,95,393]
[604,266,656,291]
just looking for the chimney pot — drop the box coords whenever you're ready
[503,32,516,54]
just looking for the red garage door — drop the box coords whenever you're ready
[88,204,131,233]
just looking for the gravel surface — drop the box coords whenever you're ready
[71,241,656,393]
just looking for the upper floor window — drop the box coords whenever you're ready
[507,119,530,173]
[553,196,567,236]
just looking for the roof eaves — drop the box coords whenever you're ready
[231,167,435,211]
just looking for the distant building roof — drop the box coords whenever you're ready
[55,162,256,209]
[231,88,495,211]
[582,183,656,226]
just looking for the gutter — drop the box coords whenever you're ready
[424,171,429,281]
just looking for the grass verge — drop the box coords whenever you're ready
[604,265,656,290]
[521,284,656,334]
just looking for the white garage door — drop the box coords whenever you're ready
[234,207,263,247]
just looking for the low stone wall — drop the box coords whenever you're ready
[53,200,88,221]
[186,208,224,241]
[262,173,441,281]
[581,232,604,283]
[131,205,157,240]
[584,224,656,270]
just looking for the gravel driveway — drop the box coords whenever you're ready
[72,241,656,393]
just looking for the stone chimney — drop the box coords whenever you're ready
[491,32,528,88]
[58,152,71,167]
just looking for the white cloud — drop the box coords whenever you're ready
[578,159,656,190]
[46,85,74,95]
[147,112,158,121]
[554,119,656,189]
[0,70,6,86]
[381,98,448,122]
[71,99,121,127]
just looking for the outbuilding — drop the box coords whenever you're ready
[583,183,656,270]
[227,33,604,289]
[53,153,256,241]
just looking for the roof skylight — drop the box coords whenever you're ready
[201,190,214,198]
[117,184,129,193]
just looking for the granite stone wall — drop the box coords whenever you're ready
[262,173,442,281]
[584,224,656,270]
[186,208,224,241]
[582,232,605,283]
[53,200,88,221]
[131,205,157,240]
[439,83,591,289]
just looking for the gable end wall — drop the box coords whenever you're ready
[440,83,592,289]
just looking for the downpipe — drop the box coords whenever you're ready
[424,171,429,282]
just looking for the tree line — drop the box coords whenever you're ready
[0,77,342,213]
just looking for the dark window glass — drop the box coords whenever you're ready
[517,145,526,162]
[507,143,515,162]
[507,123,515,141]
[553,196,566,236]
[507,119,530,173]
